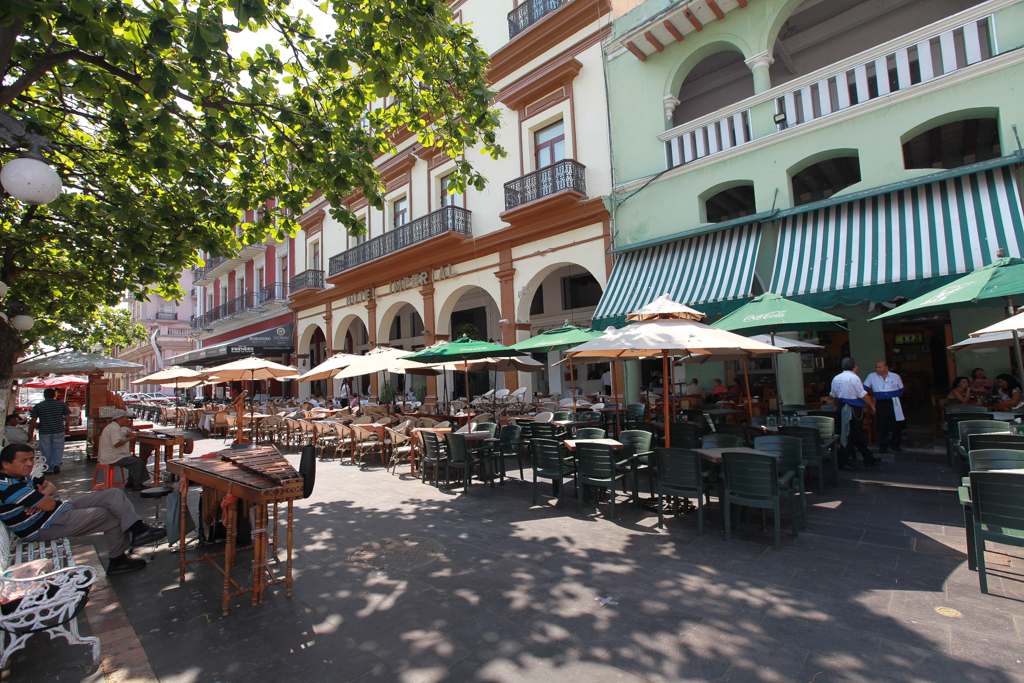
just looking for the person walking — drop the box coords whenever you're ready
[864,361,905,453]
[27,389,71,474]
[830,357,878,469]
[601,368,612,397]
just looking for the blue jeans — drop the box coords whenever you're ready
[38,432,66,469]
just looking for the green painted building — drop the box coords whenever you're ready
[598,0,1024,409]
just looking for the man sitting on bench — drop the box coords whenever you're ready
[0,443,166,575]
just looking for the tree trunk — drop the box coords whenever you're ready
[0,321,26,449]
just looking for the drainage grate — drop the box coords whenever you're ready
[347,537,441,572]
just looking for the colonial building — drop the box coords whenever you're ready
[287,0,616,401]
[115,268,196,393]
[599,0,1024,406]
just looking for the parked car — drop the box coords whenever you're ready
[121,393,146,404]
[145,393,173,403]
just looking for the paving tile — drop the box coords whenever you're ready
[358,619,473,676]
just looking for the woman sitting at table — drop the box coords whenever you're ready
[723,378,743,403]
[995,374,1023,410]
[970,367,995,395]
[947,377,972,406]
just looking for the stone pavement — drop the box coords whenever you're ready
[7,435,1024,683]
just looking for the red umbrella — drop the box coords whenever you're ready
[22,375,89,388]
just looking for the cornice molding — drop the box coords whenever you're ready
[498,56,583,112]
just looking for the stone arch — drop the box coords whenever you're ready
[375,296,425,346]
[899,107,1001,147]
[296,321,325,360]
[434,281,503,339]
[334,312,370,355]
[666,37,754,102]
[759,0,812,60]
[514,260,603,325]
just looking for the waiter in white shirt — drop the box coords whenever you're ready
[864,360,905,454]
[830,357,878,469]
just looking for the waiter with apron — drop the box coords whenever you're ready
[830,357,878,469]
[864,360,905,454]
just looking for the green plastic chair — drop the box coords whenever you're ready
[576,410,600,424]
[620,429,654,497]
[946,413,994,466]
[959,448,1024,570]
[530,422,562,441]
[966,471,1024,593]
[654,447,711,534]
[494,424,524,479]
[669,421,702,449]
[797,416,839,475]
[701,434,744,449]
[955,420,1011,474]
[445,432,475,492]
[715,423,752,447]
[782,424,833,490]
[722,450,798,550]
[420,431,448,487]
[754,435,806,530]
[968,433,1024,453]
[576,442,629,519]
[531,438,577,509]
[575,427,606,439]
[625,403,646,428]
[553,411,573,422]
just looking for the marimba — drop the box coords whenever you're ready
[167,446,304,616]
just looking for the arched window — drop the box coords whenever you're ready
[791,155,861,206]
[673,49,754,128]
[705,184,756,224]
[903,118,1000,170]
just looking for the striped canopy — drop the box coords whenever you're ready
[593,223,762,328]
[771,166,1024,308]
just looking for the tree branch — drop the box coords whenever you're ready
[0,49,142,109]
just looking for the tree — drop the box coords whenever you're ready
[0,0,503,405]
[23,306,148,358]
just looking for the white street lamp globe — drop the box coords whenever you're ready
[1,156,62,205]
[0,281,6,298]
[10,315,34,331]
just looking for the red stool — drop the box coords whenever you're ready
[92,464,125,490]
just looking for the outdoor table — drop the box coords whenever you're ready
[461,431,497,485]
[695,446,779,465]
[450,413,478,426]
[132,429,187,482]
[563,439,640,508]
[992,411,1024,422]
[553,418,602,435]
[410,428,452,476]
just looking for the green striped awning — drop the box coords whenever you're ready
[593,223,762,328]
[770,166,1024,308]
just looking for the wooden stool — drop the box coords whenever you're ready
[92,464,125,490]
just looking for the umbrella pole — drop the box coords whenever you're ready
[613,361,621,436]
[569,357,577,418]
[662,351,670,447]
[741,354,754,423]
[1009,297,1024,393]
[770,328,783,421]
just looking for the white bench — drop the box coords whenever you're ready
[0,522,98,669]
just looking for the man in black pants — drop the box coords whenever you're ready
[830,357,878,469]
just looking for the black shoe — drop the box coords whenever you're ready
[50,466,61,475]
[838,463,858,471]
[865,458,881,466]
[130,524,167,548]
[107,555,147,575]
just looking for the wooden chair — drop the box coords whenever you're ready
[350,425,383,466]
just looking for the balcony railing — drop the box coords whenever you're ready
[508,0,565,39]
[329,206,472,276]
[155,312,178,321]
[504,159,586,211]
[191,268,206,283]
[258,283,289,305]
[291,270,325,293]
[665,111,752,169]
[775,15,993,131]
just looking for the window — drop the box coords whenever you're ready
[257,267,264,291]
[392,197,408,229]
[221,286,228,303]
[530,285,544,316]
[534,121,565,170]
[792,156,861,206]
[705,185,756,224]
[207,294,213,311]
[440,174,462,208]
[279,256,288,285]
[561,274,601,310]
[237,277,245,297]
[311,241,321,271]
[903,118,1000,170]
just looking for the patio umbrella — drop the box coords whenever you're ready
[948,331,1017,353]
[565,309,784,444]
[295,352,361,383]
[715,293,845,416]
[204,357,301,444]
[402,337,526,406]
[870,258,1024,387]
[21,375,88,388]
[509,323,604,353]
[14,351,145,377]
[133,367,208,404]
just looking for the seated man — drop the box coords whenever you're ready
[0,443,165,575]
[99,410,151,489]
[4,414,29,445]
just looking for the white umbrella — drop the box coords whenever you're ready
[749,335,822,350]
[296,352,361,382]
[15,351,145,377]
[970,310,1024,336]
[331,346,414,380]
[133,367,208,402]
[203,357,301,443]
[949,331,1018,352]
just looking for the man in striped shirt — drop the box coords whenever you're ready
[0,443,166,575]
[27,389,71,474]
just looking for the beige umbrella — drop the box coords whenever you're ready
[15,351,145,377]
[132,367,208,402]
[970,310,1024,336]
[204,357,301,443]
[565,310,784,444]
[331,346,414,380]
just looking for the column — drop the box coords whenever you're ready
[420,282,438,403]
[744,51,774,94]
[366,298,378,400]
[324,307,335,396]
[494,249,519,392]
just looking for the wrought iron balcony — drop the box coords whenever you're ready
[291,270,325,293]
[258,283,289,305]
[191,268,206,283]
[155,312,178,321]
[508,0,565,39]
[329,206,472,276]
[205,256,225,271]
[504,159,586,211]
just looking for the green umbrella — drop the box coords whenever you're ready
[402,337,526,406]
[509,323,604,353]
[715,293,846,416]
[870,257,1024,388]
